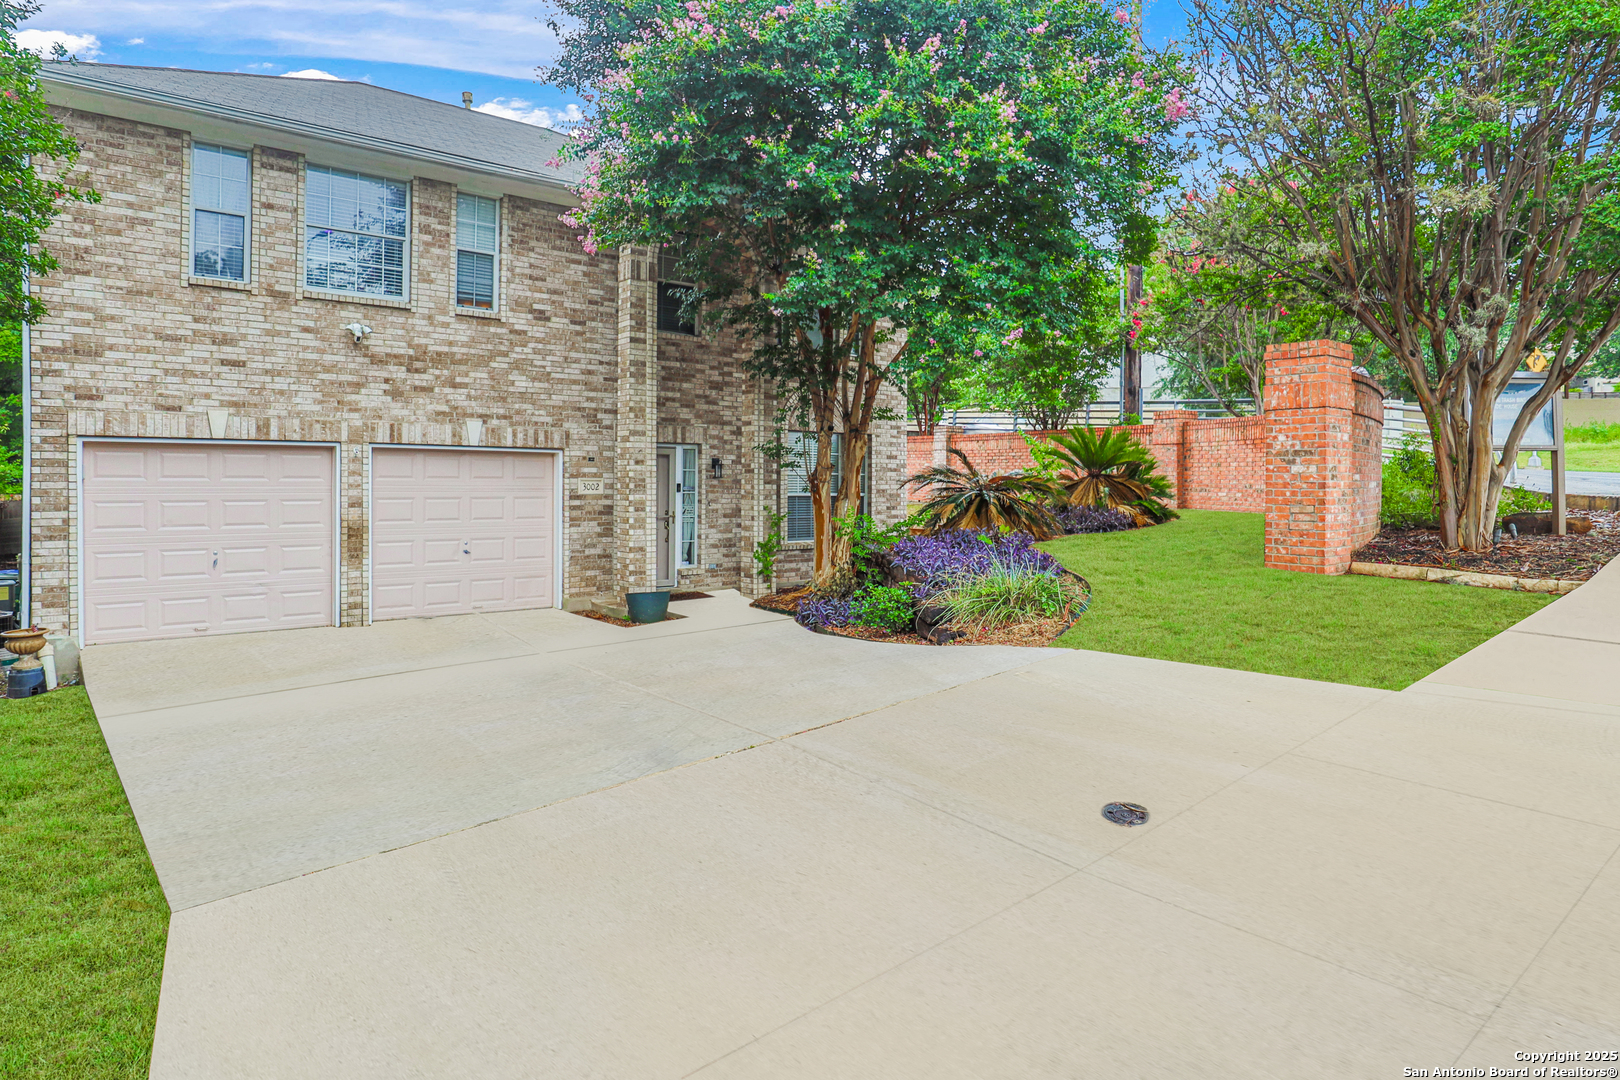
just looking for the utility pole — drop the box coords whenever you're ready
[1120,0,1145,422]
[1121,263,1143,420]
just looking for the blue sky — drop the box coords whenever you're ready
[19,0,1190,130]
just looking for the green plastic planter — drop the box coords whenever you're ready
[625,589,671,623]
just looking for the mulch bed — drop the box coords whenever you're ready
[574,609,687,628]
[1351,510,1620,582]
[669,591,712,600]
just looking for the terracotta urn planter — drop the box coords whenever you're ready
[3,627,50,670]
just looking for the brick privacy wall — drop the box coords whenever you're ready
[29,106,891,628]
[1262,341,1383,574]
[905,421,1261,509]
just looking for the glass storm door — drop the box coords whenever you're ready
[656,444,699,587]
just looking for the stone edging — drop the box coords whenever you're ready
[1348,561,1582,595]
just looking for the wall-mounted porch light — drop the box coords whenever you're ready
[710,457,723,480]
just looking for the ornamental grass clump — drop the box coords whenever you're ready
[934,557,1089,631]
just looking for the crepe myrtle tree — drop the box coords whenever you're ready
[1184,0,1620,550]
[549,0,1187,588]
[2,0,98,325]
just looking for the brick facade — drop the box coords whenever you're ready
[26,102,904,633]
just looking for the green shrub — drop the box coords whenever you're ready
[1382,433,1552,528]
[1381,434,1438,527]
[936,568,1085,630]
[1498,486,1549,517]
[850,583,916,631]
[1566,420,1620,443]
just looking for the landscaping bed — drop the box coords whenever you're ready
[1352,509,1620,582]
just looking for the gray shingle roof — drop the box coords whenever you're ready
[44,63,582,185]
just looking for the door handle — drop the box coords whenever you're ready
[462,541,470,556]
[212,550,219,570]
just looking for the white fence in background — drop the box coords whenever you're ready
[938,398,1256,433]
[1382,400,1428,458]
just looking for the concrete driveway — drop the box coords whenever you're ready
[84,584,1620,1078]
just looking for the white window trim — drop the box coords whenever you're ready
[187,140,254,288]
[302,163,413,303]
[454,191,501,315]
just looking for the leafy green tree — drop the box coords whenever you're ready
[1184,0,1620,550]
[0,322,19,492]
[3,0,98,325]
[949,260,1118,430]
[550,0,1186,586]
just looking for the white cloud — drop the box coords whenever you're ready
[475,98,582,131]
[126,37,144,44]
[280,68,343,80]
[20,1,561,81]
[15,29,102,58]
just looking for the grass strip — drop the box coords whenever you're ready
[0,687,167,1079]
[1045,510,1555,689]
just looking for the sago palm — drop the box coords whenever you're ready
[902,449,1062,539]
[1043,428,1177,524]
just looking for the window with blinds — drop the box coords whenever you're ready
[456,193,498,310]
[305,165,409,298]
[192,144,249,281]
[783,432,867,543]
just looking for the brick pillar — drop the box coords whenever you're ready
[932,425,963,467]
[1263,340,1359,574]
[614,246,659,598]
[1150,409,1196,509]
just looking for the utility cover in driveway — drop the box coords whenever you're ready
[80,441,336,644]
[370,448,556,619]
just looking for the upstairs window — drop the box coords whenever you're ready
[657,253,696,334]
[455,193,499,310]
[192,144,249,281]
[305,165,409,299]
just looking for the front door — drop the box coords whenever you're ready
[656,449,674,587]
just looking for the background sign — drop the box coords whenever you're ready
[1492,377,1558,450]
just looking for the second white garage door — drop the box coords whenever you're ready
[370,449,557,620]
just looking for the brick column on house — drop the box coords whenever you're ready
[1150,409,1197,509]
[1263,340,1363,574]
[615,246,659,598]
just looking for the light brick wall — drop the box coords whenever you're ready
[27,105,904,628]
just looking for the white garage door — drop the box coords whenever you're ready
[370,449,556,620]
[81,442,336,644]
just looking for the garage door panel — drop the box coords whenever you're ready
[158,450,211,481]
[158,500,211,530]
[90,549,152,584]
[158,549,212,580]
[82,442,335,644]
[371,449,555,619]
[422,497,462,523]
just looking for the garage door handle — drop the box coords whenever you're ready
[462,541,470,555]
[212,551,218,570]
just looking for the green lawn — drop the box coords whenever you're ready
[0,687,167,1079]
[1515,442,1620,471]
[1045,510,1553,689]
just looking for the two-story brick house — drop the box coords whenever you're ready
[24,63,906,644]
